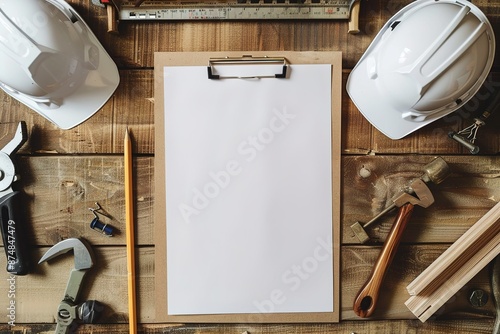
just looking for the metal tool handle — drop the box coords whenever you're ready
[78,300,104,324]
[0,191,29,275]
[353,203,415,318]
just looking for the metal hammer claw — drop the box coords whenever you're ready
[351,157,449,243]
[39,238,95,334]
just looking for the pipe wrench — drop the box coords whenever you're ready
[39,238,103,333]
[0,121,29,275]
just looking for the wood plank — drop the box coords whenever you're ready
[0,1,499,332]
[343,155,500,244]
[0,245,495,324]
[3,70,499,155]
[405,203,500,321]
[17,156,154,246]
[1,319,497,334]
[68,0,500,70]
[0,247,155,324]
[341,245,494,321]
[1,70,153,155]
[0,1,497,155]
[366,74,500,154]
[341,70,373,154]
[0,155,496,247]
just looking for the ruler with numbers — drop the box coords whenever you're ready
[118,0,359,21]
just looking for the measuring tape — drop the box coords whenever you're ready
[118,0,358,21]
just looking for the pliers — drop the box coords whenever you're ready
[0,121,29,275]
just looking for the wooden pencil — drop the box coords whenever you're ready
[124,128,137,334]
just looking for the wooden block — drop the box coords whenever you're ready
[405,201,500,322]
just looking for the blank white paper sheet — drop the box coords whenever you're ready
[163,64,333,315]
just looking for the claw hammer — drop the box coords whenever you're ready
[351,157,450,243]
[353,157,450,318]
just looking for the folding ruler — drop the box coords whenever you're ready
[93,0,361,33]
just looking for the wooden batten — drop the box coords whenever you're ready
[405,201,500,322]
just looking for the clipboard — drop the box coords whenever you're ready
[154,51,342,323]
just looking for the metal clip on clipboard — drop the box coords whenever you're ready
[207,56,288,79]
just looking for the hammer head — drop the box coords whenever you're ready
[351,157,450,244]
[421,157,450,185]
[38,238,94,270]
[350,221,370,244]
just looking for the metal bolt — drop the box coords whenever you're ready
[469,289,488,308]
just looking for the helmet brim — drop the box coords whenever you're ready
[347,0,495,140]
[0,0,119,129]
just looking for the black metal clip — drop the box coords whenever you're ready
[207,56,288,79]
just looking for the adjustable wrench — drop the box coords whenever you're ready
[0,122,29,275]
[39,238,103,333]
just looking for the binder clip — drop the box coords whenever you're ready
[88,202,116,237]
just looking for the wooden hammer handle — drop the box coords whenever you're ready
[353,203,415,318]
[348,0,361,34]
[106,4,119,34]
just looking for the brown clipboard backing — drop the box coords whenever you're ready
[154,51,342,323]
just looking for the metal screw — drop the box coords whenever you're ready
[469,289,489,307]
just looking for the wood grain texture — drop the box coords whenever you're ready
[353,204,415,318]
[341,245,494,321]
[0,245,494,323]
[0,320,497,334]
[6,69,500,155]
[0,247,155,324]
[0,0,499,332]
[15,156,154,246]
[1,319,498,334]
[0,155,496,247]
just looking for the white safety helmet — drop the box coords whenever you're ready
[346,0,495,140]
[0,0,120,129]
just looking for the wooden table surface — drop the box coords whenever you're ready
[1,0,500,333]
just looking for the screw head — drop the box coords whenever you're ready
[469,289,488,308]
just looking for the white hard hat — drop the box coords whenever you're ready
[0,0,120,129]
[346,0,495,140]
